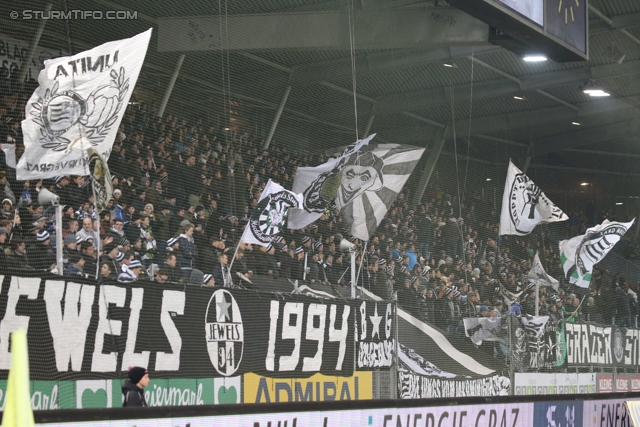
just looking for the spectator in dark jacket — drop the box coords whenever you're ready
[122,366,149,407]
[177,223,198,278]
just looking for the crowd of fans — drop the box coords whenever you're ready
[0,77,638,348]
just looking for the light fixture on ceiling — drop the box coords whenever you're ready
[580,182,589,186]
[513,96,525,100]
[486,178,492,181]
[582,80,611,97]
[523,54,547,62]
[572,121,581,126]
[224,127,230,131]
[443,62,457,68]
[616,202,624,206]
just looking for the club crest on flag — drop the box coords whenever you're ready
[249,189,299,245]
[30,68,129,152]
[500,161,567,236]
[241,180,302,247]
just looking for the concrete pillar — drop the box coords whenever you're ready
[18,3,53,83]
[263,85,292,150]
[157,54,185,118]
[411,126,447,206]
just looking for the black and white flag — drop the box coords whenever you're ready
[17,29,152,179]
[519,315,549,339]
[87,147,113,212]
[463,317,504,345]
[240,179,301,247]
[560,219,635,288]
[290,134,425,241]
[528,251,559,291]
[499,161,567,236]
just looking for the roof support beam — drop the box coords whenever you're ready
[412,126,448,206]
[158,8,490,52]
[529,120,639,158]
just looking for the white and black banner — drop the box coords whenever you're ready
[355,301,394,369]
[240,180,301,247]
[560,219,635,288]
[500,160,567,236]
[0,273,355,380]
[398,370,510,398]
[17,29,151,180]
[510,315,560,372]
[565,322,640,367]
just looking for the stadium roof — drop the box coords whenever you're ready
[2,0,640,203]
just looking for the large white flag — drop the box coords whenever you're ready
[528,251,559,291]
[288,134,375,230]
[560,219,635,288]
[16,29,152,180]
[290,134,425,241]
[240,180,302,247]
[499,160,567,236]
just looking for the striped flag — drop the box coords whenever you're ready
[560,219,634,288]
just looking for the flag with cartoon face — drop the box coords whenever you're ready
[17,29,152,180]
[290,135,424,241]
[499,160,567,236]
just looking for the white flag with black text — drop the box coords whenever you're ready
[560,219,635,288]
[528,251,559,291]
[240,179,302,247]
[17,29,152,180]
[500,161,567,236]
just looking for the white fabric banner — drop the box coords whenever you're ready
[528,250,559,290]
[463,317,503,345]
[499,160,567,236]
[16,29,152,180]
[240,179,302,247]
[560,219,635,288]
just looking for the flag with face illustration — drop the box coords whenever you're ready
[290,135,425,241]
[16,29,152,180]
[499,160,567,236]
[560,219,635,288]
